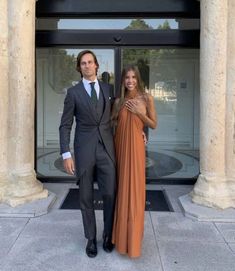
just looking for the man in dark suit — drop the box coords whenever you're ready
[59,50,116,258]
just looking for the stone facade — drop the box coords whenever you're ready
[0,0,235,210]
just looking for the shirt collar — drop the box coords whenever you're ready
[82,77,98,84]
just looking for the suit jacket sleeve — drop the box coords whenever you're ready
[59,89,75,154]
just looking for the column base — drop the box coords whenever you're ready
[191,174,235,209]
[2,189,48,208]
[0,173,8,201]
[0,191,56,217]
[1,170,48,207]
[179,194,235,222]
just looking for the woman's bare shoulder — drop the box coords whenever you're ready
[146,92,154,98]
[140,92,154,103]
[145,93,154,102]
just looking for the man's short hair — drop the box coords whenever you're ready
[76,50,99,76]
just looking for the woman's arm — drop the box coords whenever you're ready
[111,98,120,134]
[111,98,120,119]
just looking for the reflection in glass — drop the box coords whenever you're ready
[36,47,199,182]
[36,48,115,178]
[36,18,199,30]
[122,48,200,180]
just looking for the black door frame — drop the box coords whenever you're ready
[36,29,199,95]
[35,0,199,184]
[36,0,200,18]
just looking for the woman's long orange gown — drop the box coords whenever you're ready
[112,104,146,258]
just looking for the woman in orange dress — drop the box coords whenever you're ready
[111,65,157,258]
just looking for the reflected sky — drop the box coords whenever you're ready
[58,19,178,29]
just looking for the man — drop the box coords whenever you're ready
[59,50,116,258]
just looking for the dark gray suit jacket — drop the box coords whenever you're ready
[59,80,115,179]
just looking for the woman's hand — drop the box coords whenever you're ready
[125,99,146,115]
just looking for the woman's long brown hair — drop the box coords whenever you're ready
[111,65,145,127]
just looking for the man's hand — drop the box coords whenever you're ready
[142,131,147,145]
[63,157,75,175]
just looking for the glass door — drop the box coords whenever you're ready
[121,48,199,181]
[36,48,115,179]
[36,47,199,182]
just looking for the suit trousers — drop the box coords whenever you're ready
[78,140,116,240]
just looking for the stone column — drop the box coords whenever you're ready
[225,0,235,196]
[2,0,48,207]
[0,0,9,200]
[191,0,235,209]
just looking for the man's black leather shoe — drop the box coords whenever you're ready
[103,233,114,253]
[86,239,97,258]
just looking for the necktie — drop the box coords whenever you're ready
[90,82,98,105]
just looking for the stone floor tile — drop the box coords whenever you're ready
[19,210,83,239]
[215,222,235,243]
[228,243,235,254]
[1,215,163,271]
[158,239,235,271]
[150,212,224,242]
[0,217,29,238]
[0,236,18,260]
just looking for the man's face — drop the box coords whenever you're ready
[80,53,98,80]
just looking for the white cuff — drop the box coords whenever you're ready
[62,152,72,160]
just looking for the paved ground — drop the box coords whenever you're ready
[0,183,235,271]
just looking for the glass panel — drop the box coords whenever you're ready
[36,48,115,178]
[122,48,199,181]
[36,18,199,30]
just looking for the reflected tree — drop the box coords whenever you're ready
[122,19,175,90]
[125,19,153,30]
[48,49,78,93]
[157,20,171,30]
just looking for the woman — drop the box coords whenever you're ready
[112,65,157,258]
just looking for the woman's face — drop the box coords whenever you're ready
[124,70,137,92]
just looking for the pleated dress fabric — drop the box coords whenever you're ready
[112,102,146,258]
